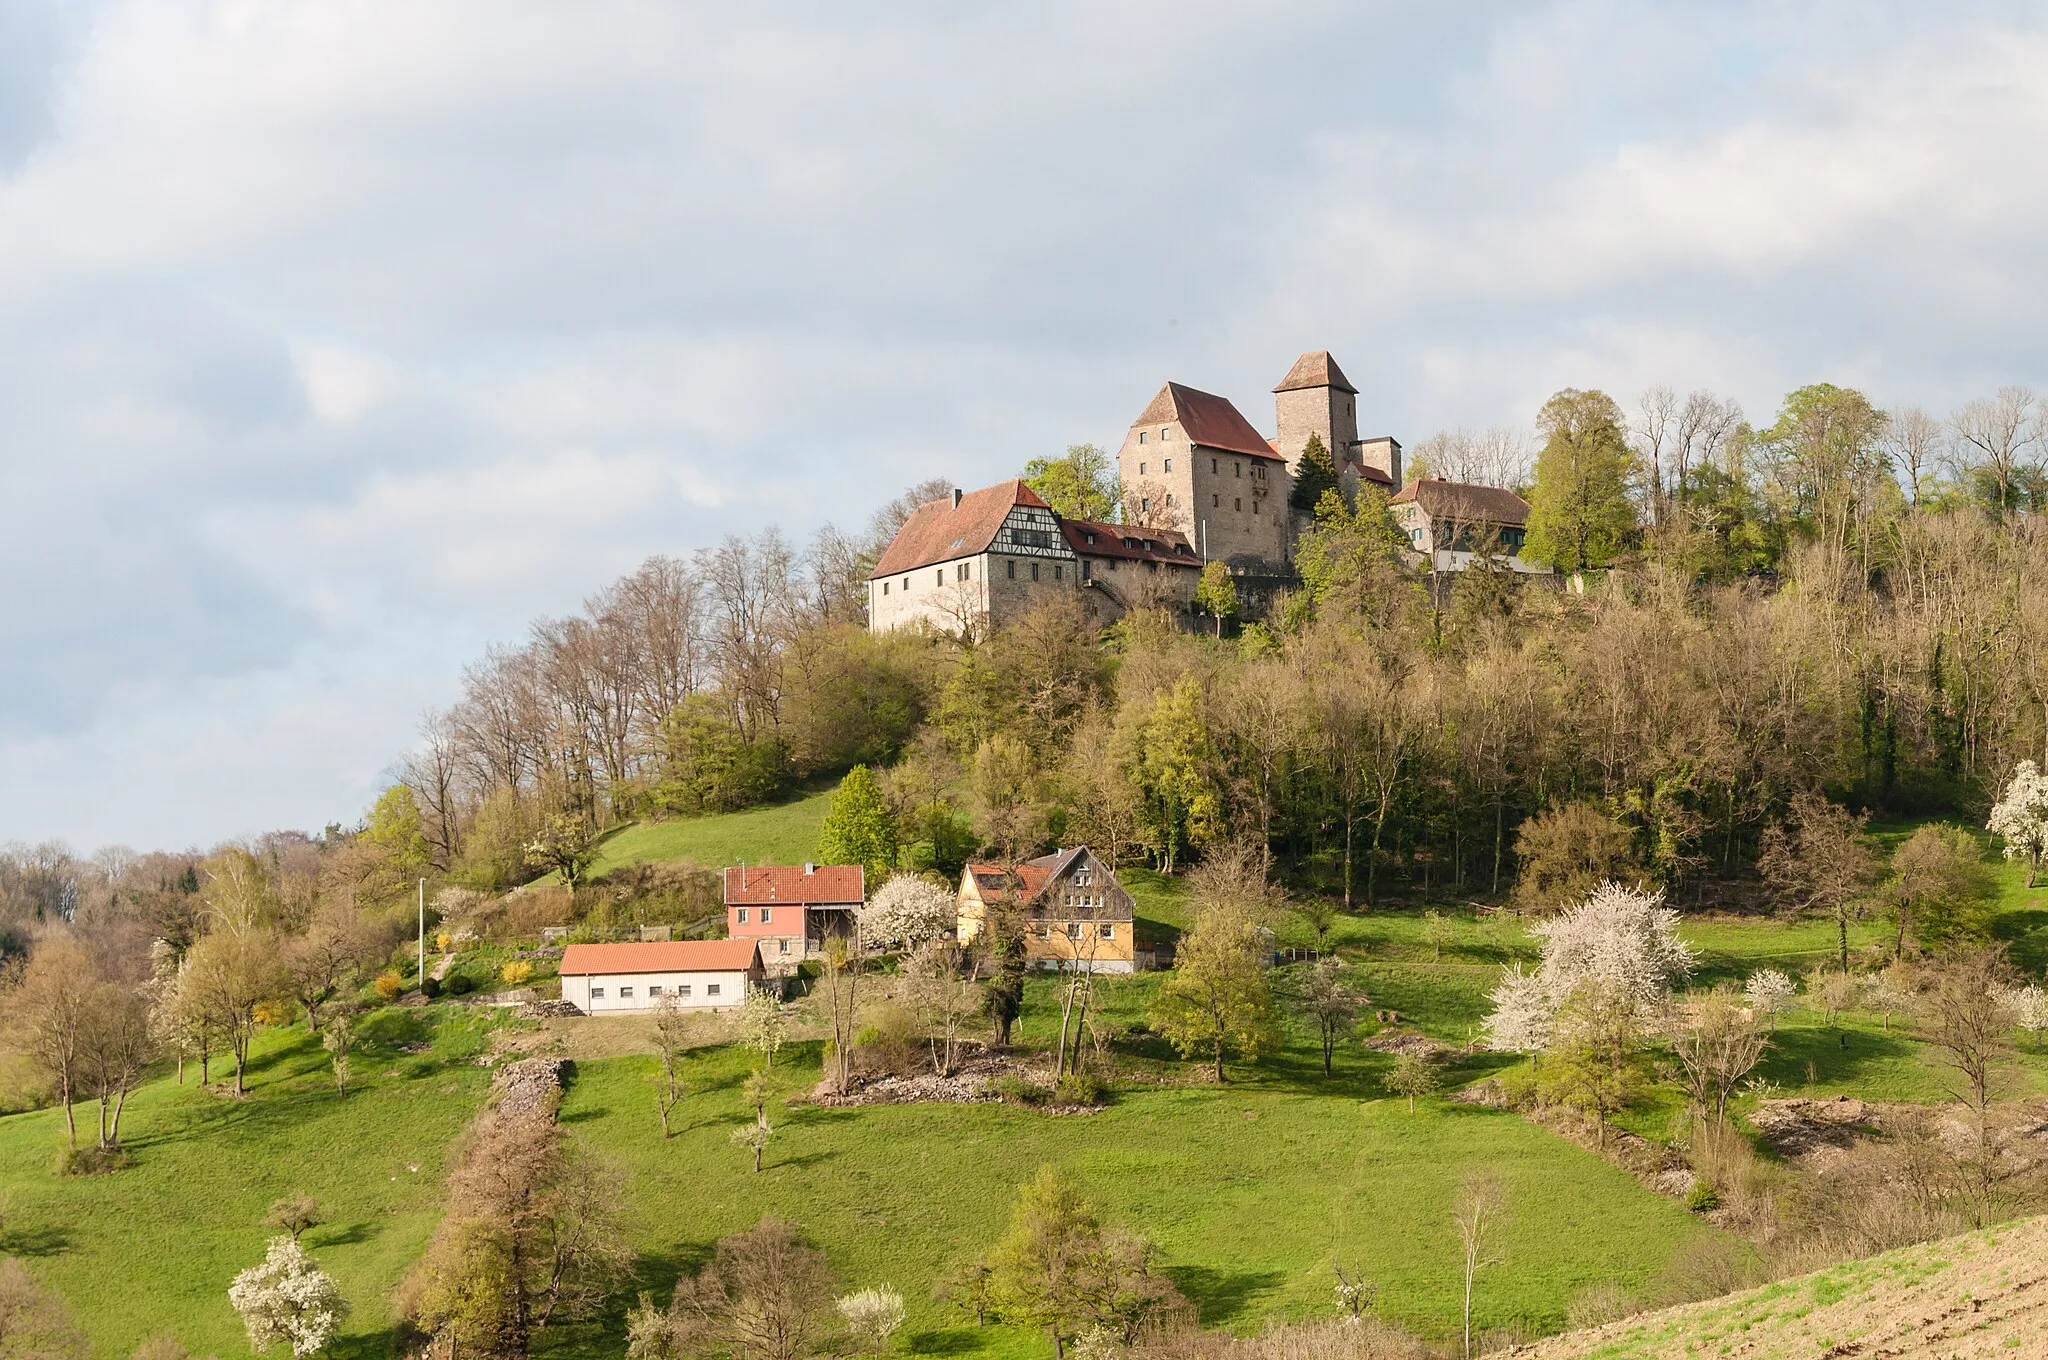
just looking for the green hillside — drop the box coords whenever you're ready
[587,789,834,877]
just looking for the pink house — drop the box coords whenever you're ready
[723,863,865,973]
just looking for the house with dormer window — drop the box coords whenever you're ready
[955,846,1136,973]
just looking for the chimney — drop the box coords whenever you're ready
[804,862,815,875]
[951,487,963,509]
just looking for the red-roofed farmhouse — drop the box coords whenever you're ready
[723,862,864,974]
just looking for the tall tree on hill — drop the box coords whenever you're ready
[1149,902,1280,1081]
[1024,444,1121,522]
[2,934,96,1150]
[1288,433,1342,513]
[1193,562,1237,638]
[817,765,898,883]
[1523,388,1637,582]
[1753,383,1889,586]
[1759,791,1881,975]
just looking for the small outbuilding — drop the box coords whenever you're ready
[557,938,763,1014]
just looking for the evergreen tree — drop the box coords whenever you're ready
[817,764,898,882]
[1288,432,1342,512]
[1523,388,1637,579]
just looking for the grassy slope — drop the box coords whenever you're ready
[586,789,833,878]
[541,1038,1709,1357]
[1517,1212,2048,1359]
[0,1008,499,1359]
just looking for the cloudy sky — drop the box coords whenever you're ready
[3,1,2046,851]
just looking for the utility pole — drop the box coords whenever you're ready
[417,877,427,989]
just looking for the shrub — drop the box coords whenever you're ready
[1684,1180,1720,1212]
[850,1001,923,1078]
[987,1075,1049,1106]
[445,974,476,996]
[56,1144,130,1176]
[419,977,441,1000]
[502,960,535,987]
[374,971,403,1002]
[1053,1071,1106,1106]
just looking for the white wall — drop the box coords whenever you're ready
[560,968,753,1013]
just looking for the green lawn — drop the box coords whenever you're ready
[0,1008,501,1359]
[587,789,835,878]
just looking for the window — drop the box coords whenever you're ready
[1163,458,1172,472]
[1066,922,1084,939]
[1138,431,1147,444]
[1252,500,1259,514]
[1053,564,1062,581]
[1031,562,1040,581]
[1161,427,1170,439]
[1006,560,1015,579]
[1212,458,1219,473]
[1035,922,1051,939]
[678,984,692,997]
[1235,461,1242,478]
[1076,869,1091,885]
[882,581,889,595]
[1100,923,1115,940]
[1081,560,1091,581]
[649,985,663,996]
[778,938,791,954]
[1165,494,1175,507]
[935,569,942,585]
[1140,497,1150,512]
[590,986,605,1000]
[1139,461,1147,475]
[760,907,771,923]
[957,562,969,582]
[902,577,909,591]
[620,986,635,999]
[707,984,721,997]
[1213,494,1220,507]
[1235,497,1242,511]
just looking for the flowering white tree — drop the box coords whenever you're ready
[1484,882,1694,1051]
[837,1285,906,1356]
[1997,983,2048,1049]
[1742,969,1797,1028]
[228,1236,348,1357]
[859,874,956,951]
[1989,760,2048,887]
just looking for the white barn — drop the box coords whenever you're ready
[557,938,763,1014]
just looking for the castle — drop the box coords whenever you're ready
[866,349,1522,635]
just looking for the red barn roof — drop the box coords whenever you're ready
[722,864,865,906]
[559,939,760,976]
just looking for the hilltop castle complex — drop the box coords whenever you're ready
[867,349,1530,634]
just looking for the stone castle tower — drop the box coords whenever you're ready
[1272,350,1401,493]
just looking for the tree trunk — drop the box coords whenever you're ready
[1838,913,1851,975]
[110,1087,131,1147]
[1214,1038,1227,1083]
[60,1078,76,1150]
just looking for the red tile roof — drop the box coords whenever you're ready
[723,864,865,905]
[1132,383,1284,461]
[1390,479,1531,525]
[1273,350,1358,396]
[559,939,760,976]
[968,862,1053,903]
[868,481,1054,579]
[1060,518,1198,566]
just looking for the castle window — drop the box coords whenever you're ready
[1007,560,1015,579]
[1161,427,1170,439]
[1212,494,1219,507]
[1138,431,1147,445]
[1031,562,1040,582]
[1235,498,1242,511]
[1163,459,1172,472]
[1054,564,1063,581]
[958,562,970,581]
[1139,462,1146,475]
[1081,560,1091,581]
[935,569,943,585]
[882,581,889,595]
[1165,494,1174,507]
[1212,458,1218,474]
[1140,498,1150,513]
[1235,462,1241,477]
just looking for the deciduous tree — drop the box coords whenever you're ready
[1150,904,1280,1081]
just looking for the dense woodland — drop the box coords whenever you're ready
[5,380,2048,944]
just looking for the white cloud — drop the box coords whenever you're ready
[4,0,2048,848]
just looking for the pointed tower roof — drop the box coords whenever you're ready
[1273,350,1357,396]
[1131,382,1283,461]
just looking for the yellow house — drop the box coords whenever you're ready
[957,847,1136,973]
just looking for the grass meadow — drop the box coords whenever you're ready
[5,809,2045,1357]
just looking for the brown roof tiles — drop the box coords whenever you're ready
[722,864,865,906]
[1060,518,1198,566]
[1132,383,1284,461]
[1389,478,1531,525]
[1273,351,1358,395]
[868,480,1056,579]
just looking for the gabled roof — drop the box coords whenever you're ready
[560,938,760,976]
[1060,518,1199,566]
[1132,383,1285,461]
[869,480,1057,579]
[1389,479,1531,526]
[1273,350,1357,396]
[967,862,1055,905]
[723,864,864,906]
